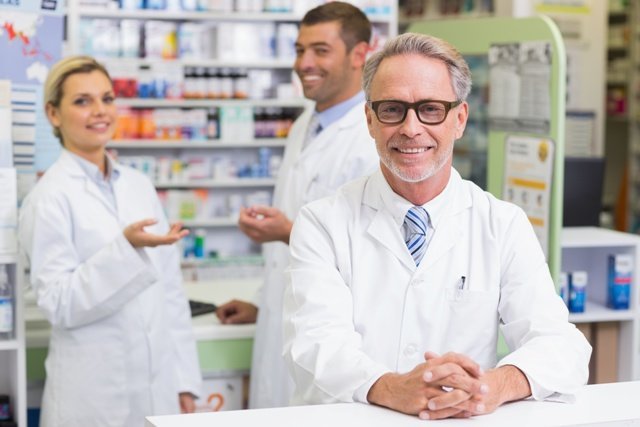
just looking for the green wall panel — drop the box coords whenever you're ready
[27,338,255,382]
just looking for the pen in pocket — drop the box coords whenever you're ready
[458,276,466,290]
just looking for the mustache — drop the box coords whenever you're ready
[388,134,434,148]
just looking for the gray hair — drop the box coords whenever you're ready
[362,33,471,101]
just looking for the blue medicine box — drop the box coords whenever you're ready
[569,271,587,313]
[608,254,633,310]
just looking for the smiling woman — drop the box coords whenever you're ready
[43,57,117,171]
[18,56,202,427]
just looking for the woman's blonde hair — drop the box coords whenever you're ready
[43,55,112,141]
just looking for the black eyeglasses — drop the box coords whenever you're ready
[368,99,462,125]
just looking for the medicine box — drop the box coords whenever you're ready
[569,271,587,313]
[608,254,633,310]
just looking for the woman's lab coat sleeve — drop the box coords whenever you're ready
[496,208,591,401]
[283,202,388,404]
[20,192,157,329]
[155,197,203,396]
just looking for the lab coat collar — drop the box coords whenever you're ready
[299,99,367,159]
[363,167,471,271]
[57,149,120,217]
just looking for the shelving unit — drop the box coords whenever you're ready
[0,251,26,425]
[561,227,640,381]
[65,0,397,276]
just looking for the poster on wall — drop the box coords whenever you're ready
[503,135,555,258]
[0,4,63,199]
[489,41,552,134]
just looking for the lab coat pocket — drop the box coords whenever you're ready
[54,343,128,425]
[444,288,500,362]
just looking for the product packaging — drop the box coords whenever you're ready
[608,254,633,310]
[569,271,587,313]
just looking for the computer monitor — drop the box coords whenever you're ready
[562,157,605,227]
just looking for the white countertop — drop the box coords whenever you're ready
[146,381,640,427]
[25,278,261,347]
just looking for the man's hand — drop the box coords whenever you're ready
[473,364,532,414]
[123,219,188,248]
[238,206,293,244]
[367,351,487,420]
[216,299,258,324]
[179,392,196,413]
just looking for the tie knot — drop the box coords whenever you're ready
[405,206,428,236]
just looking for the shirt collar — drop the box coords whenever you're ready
[378,168,457,231]
[66,149,121,184]
[315,91,365,131]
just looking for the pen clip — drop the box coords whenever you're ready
[458,276,466,290]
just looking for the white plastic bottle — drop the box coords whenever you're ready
[0,265,13,340]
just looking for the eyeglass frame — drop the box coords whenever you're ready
[367,99,463,125]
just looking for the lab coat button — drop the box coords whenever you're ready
[411,279,424,287]
[404,344,417,356]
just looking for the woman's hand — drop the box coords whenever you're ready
[123,219,189,248]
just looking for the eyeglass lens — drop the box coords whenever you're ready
[377,101,449,124]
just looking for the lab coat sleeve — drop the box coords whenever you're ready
[155,197,203,396]
[283,202,389,404]
[19,192,157,329]
[495,208,591,401]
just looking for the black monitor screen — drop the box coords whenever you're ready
[562,157,605,227]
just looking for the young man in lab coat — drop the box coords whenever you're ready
[283,33,592,420]
[215,2,379,408]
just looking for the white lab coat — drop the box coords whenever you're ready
[284,169,591,405]
[19,150,202,427]
[250,100,379,408]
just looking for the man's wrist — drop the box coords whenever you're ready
[492,365,531,405]
[367,373,394,406]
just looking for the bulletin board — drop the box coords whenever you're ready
[409,16,566,283]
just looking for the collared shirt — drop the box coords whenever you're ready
[378,170,456,251]
[315,91,366,133]
[67,149,121,212]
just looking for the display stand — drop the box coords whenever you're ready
[409,15,566,282]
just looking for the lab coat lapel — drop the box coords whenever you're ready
[419,172,471,271]
[363,173,416,271]
[58,150,118,218]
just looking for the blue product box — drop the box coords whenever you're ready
[608,254,633,310]
[569,271,587,313]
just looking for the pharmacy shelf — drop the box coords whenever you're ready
[561,226,640,381]
[0,254,17,264]
[77,7,394,24]
[77,8,303,21]
[108,139,287,149]
[100,57,295,69]
[0,340,19,351]
[115,98,309,108]
[180,218,237,227]
[569,301,636,323]
[561,227,640,248]
[155,178,275,189]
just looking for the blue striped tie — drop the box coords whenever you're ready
[404,206,429,266]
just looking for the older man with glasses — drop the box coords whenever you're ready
[282,33,591,421]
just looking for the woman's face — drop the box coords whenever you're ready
[46,70,117,155]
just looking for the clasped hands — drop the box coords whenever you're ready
[368,351,517,420]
